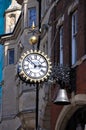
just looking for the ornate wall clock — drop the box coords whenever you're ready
[18,50,52,83]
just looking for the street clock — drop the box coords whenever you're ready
[18,50,52,83]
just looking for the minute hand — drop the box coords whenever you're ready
[27,57,36,67]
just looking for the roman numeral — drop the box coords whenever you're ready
[41,69,46,73]
[34,55,37,60]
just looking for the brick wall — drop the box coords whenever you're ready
[50,0,86,130]
[76,61,86,94]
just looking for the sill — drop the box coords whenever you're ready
[71,54,86,68]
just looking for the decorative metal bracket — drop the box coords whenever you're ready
[49,64,71,87]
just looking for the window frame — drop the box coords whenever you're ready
[9,14,16,33]
[71,10,78,65]
[8,48,15,65]
[59,26,64,65]
[28,7,36,27]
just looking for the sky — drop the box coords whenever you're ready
[0,0,11,83]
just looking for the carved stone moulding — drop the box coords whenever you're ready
[16,0,23,4]
[17,111,35,129]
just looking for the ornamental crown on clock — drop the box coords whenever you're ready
[18,50,52,83]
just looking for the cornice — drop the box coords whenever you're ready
[16,0,23,5]
[0,14,22,44]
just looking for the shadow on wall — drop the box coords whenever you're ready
[0,0,11,109]
[66,106,86,130]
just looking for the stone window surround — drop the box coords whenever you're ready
[68,0,79,15]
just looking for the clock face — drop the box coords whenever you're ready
[18,50,52,83]
[23,53,48,78]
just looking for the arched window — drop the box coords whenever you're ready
[66,107,86,130]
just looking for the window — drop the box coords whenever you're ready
[59,26,63,65]
[8,48,14,64]
[71,11,78,65]
[66,107,86,130]
[9,14,16,32]
[28,7,36,27]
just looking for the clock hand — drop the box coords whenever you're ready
[37,65,47,68]
[27,57,36,67]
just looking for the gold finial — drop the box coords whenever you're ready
[29,35,38,45]
[31,21,35,30]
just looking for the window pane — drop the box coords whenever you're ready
[71,11,78,65]
[59,26,63,65]
[29,7,36,26]
[72,11,78,35]
[8,48,14,64]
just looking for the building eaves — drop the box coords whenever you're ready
[0,13,22,44]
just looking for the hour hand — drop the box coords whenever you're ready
[38,65,47,68]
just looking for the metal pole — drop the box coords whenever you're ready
[36,1,41,130]
[36,83,39,130]
[37,0,41,50]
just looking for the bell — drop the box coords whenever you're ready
[54,88,71,105]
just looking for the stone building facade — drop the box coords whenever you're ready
[0,0,86,130]
[0,0,52,130]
